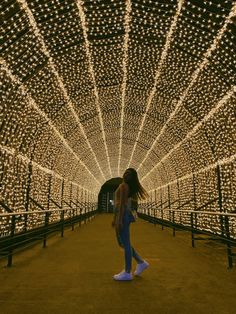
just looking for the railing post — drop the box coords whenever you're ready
[86,190,88,223]
[216,164,233,268]
[88,192,91,222]
[168,184,171,221]
[177,179,182,224]
[7,164,17,267]
[43,175,51,248]
[24,160,32,232]
[70,182,74,231]
[190,212,195,248]
[43,212,50,247]
[86,190,89,222]
[154,190,157,226]
[78,188,82,227]
[224,215,233,268]
[76,186,79,217]
[167,184,175,235]
[160,187,164,230]
[7,214,16,267]
[172,211,175,237]
[148,197,151,217]
[192,173,197,246]
[79,206,82,227]
[83,189,86,224]
[216,164,225,236]
[80,188,84,226]
[60,179,65,237]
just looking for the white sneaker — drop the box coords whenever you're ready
[134,261,149,276]
[113,271,133,281]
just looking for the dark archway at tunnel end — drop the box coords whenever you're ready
[97,177,123,213]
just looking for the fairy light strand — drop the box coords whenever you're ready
[0,144,96,193]
[117,0,132,176]
[1,0,235,205]
[16,0,107,182]
[127,0,185,169]
[137,3,236,173]
[0,58,102,186]
[141,86,236,182]
[146,153,236,193]
[75,0,112,178]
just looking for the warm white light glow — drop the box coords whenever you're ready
[141,86,236,182]
[75,0,112,178]
[17,0,107,181]
[1,58,101,187]
[118,0,132,175]
[137,3,236,174]
[1,0,235,236]
[127,0,185,169]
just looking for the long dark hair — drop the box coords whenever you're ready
[123,168,149,200]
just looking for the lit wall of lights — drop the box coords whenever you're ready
[0,0,235,236]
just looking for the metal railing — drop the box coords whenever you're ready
[138,207,236,269]
[0,201,97,267]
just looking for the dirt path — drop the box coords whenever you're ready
[0,214,235,314]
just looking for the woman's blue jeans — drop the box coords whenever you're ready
[116,210,143,273]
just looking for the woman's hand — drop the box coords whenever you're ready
[115,220,123,232]
[112,214,118,228]
[112,215,123,231]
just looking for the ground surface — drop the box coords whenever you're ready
[0,213,236,314]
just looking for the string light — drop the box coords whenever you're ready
[141,86,236,182]
[1,59,101,186]
[137,3,236,177]
[117,0,132,175]
[1,0,235,236]
[127,0,185,169]
[75,0,113,177]
[16,0,107,181]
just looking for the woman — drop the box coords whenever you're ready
[112,168,149,281]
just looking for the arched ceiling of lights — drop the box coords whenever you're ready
[1,0,236,195]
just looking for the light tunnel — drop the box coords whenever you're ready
[0,0,236,240]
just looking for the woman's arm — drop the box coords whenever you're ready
[115,183,129,230]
